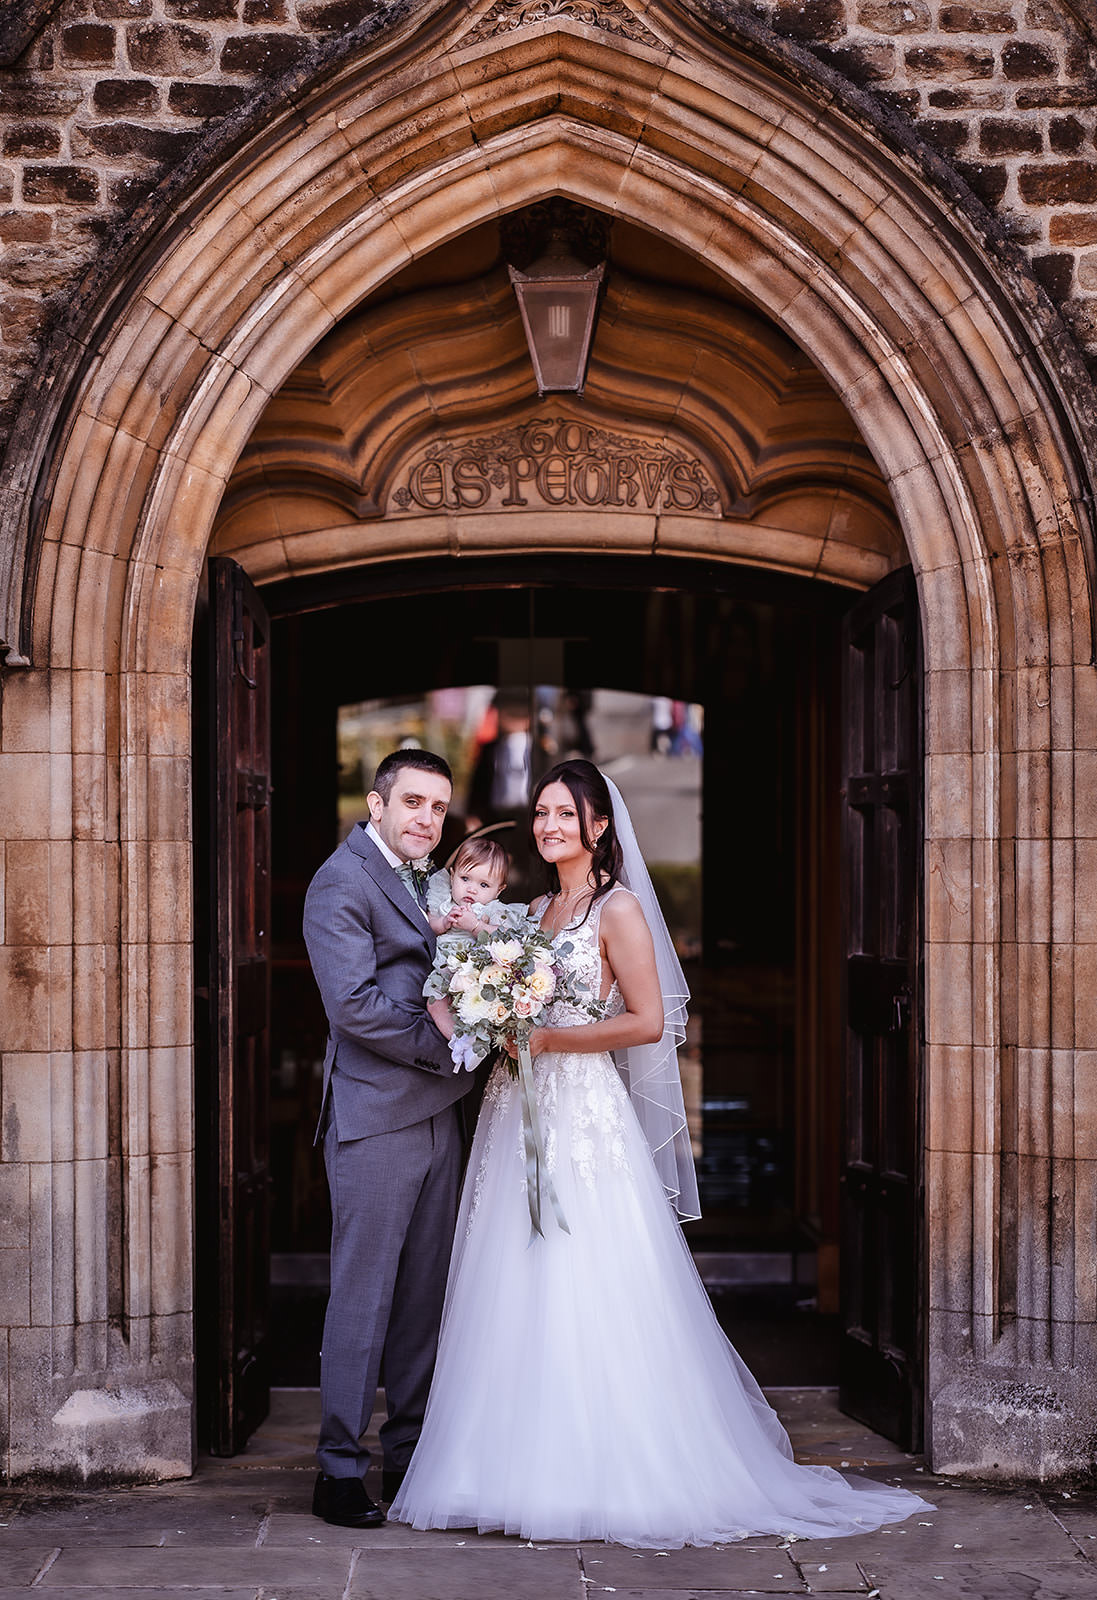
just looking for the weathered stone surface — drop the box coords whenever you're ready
[21,165,100,204]
[60,23,117,66]
[219,31,312,72]
[167,80,250,117]
[91,77,159,114]
[1019,161,1097,205]
[124,20,213,73]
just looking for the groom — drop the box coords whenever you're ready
[303,748,477,1528]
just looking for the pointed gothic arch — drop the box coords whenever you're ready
[1,0,1095,1480]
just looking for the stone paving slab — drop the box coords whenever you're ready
[858,1560,1097,1598]
[792,1560,869,1592]
[581,1546,801,1589]
[0,1551,57,1585]
[39,1548,354,1588]
[345,1546,585,1599]
[789,1494,1083,1570]
[259,1511,518,1549]
[0,1499,267,1548]
[585,1593,811,1600]
[0,1593,260,1600]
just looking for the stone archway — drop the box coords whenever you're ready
[1,0,1095,1481]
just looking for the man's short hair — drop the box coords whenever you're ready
[372,749,453,803]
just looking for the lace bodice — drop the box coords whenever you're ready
[465,885,636,1228]
[533,884,631,1025]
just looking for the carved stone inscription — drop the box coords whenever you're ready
[391,418,721,516]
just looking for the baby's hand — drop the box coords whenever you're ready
[446,905,482,933]
[427,912,450,936]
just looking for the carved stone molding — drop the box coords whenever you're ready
[459,0,664,50]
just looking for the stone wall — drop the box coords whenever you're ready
[0,0,1096,441]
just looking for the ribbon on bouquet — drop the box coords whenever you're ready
[514,1034,570,1242]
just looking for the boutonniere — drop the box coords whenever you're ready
[396,855,433,898]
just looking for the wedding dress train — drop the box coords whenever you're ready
[392,888,930,1547]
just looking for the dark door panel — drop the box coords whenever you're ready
[839,566,924,1451]
[195,557,273,1455]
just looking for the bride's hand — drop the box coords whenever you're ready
[503,1028,550,1060]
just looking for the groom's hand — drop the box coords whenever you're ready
[427,997,455,1040]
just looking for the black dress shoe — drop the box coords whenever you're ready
[381,1467,407,1503]
[312,1472,385,1528]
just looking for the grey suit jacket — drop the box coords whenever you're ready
[303,824,475,1142]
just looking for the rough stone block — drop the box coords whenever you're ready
[1049,115,1086,155]
[108,173,156,208]
[95,0,153,14]
[921,118,971,156]
[92,77,159,114]
[219,31,312,72]
[1032,252,1074,300]
[60,23,117,65]
[1016,84,1094,109]
[0,84,82,116]
[21,166,100,205]
[166,0,237,16]
[2,124,62,157]
[771,0,847,43]
[125,21,214,74]
[858,0,930,33]
[298,0,382,26]
[244,0,288,19]
[939,3,1016,27]
[1019,161,1097,205]
[75,123,200,161]
[927,86,1005,107]
[1002,39,1058,79]
[979,118,1042,156]
[26,1379,195,1485]
[0,1245,31,1325]
[930,1371,1097,1479]
[955,159,1009,205]
[167,81,251,117]
[905,45,994,78]
[815,41,896,83]
[1078,251,1097,292]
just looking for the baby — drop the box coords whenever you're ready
[426,836,510,940]
[426,837,510,1058]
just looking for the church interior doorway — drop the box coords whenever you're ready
[193,549,922,1454]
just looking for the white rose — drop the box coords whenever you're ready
[527,965,555,1000]
[481,963,508,988]
[488,938,523,965]
[449,964,478,994]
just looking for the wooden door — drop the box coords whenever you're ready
[195,557,273,1454]
[839,565,924,1450]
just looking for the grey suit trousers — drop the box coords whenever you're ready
[317,1099,463,1478]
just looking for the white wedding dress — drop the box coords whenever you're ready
[392,887,930,1547]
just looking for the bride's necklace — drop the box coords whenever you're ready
[548,880,594,929]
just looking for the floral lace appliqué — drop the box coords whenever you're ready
[465,899,633,1231]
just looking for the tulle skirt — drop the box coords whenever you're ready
[391,1050,930,1547]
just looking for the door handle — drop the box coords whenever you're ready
[890,986,911,1033]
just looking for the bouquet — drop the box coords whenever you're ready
[424,904,603,1237]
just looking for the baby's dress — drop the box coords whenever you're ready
[392,887,930,1547]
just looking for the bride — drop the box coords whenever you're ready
[391,759,930,1547]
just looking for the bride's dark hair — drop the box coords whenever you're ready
[529,758,623,919]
